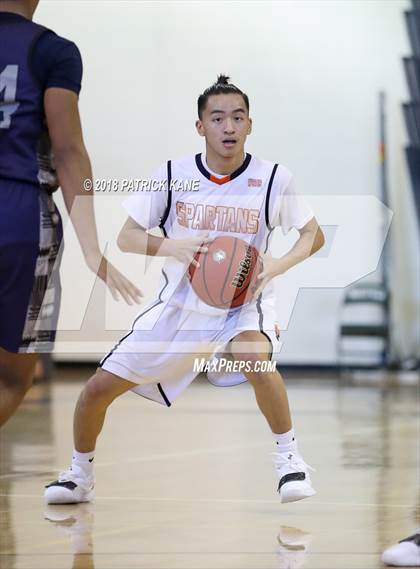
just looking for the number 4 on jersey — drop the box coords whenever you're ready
[0,65,20,129]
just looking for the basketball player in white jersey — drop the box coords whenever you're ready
[45,75,325,505]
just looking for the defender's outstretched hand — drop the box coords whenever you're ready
[85,253,143,305]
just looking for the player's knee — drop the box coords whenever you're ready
[0,373,32,397]
[245,367,276,388]
[0,365,33,394]
[230,344,266,366]
[239,351,276,385]
[230,345,274,385]
[82,373,116,408]
[230,332,271,365]
[0,352,38,393]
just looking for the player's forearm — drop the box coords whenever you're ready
[55,146,101,260]
[274,228,325,274]
[118,228,173,257]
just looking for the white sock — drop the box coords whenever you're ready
[72,449,95,478]
[273,429,297,452]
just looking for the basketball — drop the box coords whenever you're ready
[188,236,263,309]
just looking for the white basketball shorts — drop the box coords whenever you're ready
[99,294,280,406]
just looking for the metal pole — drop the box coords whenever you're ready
[379,91,392,365]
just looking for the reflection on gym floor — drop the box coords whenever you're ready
[0,368,419,569]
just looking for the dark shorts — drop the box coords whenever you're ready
[0,181,63,353]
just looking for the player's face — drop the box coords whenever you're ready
[196,94,252,160]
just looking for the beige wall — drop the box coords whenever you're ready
[35,0,419,363]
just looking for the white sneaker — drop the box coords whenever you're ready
[273,450,316,504]
[44,465,94,504]
[382,530,420,566]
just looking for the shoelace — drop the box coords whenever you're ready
[57,468,74,483]
[57,466,92,489]
[271,452,316,474]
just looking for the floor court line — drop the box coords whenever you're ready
[0,471,57,481]
[0,442,272,480]
[0,426,386,480]
[0,493,412,508]
[2,416,394,465]
[1,523,159,554]
[0,552,383,556]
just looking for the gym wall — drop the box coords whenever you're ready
[35,0,419,365]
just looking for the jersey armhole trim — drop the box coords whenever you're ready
[159,160,172,237]
[265,163,279,230]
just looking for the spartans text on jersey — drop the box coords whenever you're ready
[176,201,259,233]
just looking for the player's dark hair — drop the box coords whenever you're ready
[197,75,249,118]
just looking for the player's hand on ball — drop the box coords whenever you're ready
[168,234,214,268]
[252,254,287,299]
[86,253,143,305]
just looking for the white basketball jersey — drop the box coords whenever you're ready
[123,153,314,316]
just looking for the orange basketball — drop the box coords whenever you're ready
[188,236,263,309]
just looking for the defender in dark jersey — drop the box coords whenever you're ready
[0,0,143,427]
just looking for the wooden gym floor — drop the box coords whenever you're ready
[0,366,419,569]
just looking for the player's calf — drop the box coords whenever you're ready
[230,338,316,504]
[44,370,135,504]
